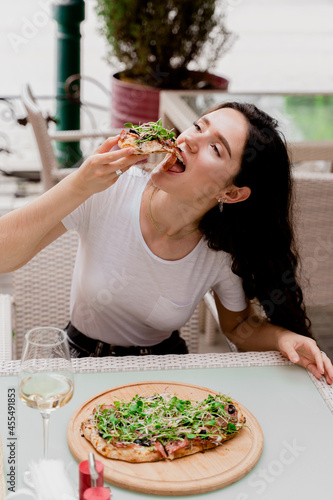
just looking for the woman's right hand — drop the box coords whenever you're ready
[0,136,148,273]
[71,136,148,197]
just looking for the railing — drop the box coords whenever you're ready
[0,74,112,181]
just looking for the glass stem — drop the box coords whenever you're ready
[41,412,51,459]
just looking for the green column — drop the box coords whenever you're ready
[53,0,85,168]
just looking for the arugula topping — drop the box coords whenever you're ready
[124,119,176,144]
[94,393,243,446]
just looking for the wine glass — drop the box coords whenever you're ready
[18,327,74,486]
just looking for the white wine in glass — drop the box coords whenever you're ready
[18,327,74,486]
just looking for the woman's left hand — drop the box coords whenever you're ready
[277,331,333,384]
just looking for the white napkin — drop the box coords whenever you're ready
[6,489,35,499]
[32,459,76,500]
[6,460,77,500]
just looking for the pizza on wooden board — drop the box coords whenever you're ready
[81,392,246,463]
[118,120,186,173]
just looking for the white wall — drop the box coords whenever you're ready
[0,0,332,101]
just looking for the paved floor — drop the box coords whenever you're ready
[1,0,332,358]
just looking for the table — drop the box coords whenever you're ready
[1,352,333,499]
[159,91,333,164]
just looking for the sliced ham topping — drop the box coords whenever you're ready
[161,153,185,173]
[154,440,168,459]
[119,129,130,141]
[161,153,177,171]
[93,403,115,414]
[164,437,190,455]
[100,404,115,410]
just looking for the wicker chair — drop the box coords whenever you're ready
[22,84,120,191]
[203,171,333,349]
[0,231,202,360]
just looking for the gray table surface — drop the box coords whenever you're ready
[1,358,333,499]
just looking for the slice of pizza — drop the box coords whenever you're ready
[118,120,185,173]
[81,393,246,463]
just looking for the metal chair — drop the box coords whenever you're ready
[0,231,202,360]
[21,84,120,191]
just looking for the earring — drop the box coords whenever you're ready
[218,197,224,213]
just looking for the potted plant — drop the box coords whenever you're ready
[95,0,234,127]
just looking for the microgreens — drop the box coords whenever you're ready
[124,119,176,144]
[94,393,243,446]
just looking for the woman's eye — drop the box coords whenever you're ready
[193,122,201,132]
[211,144,221,157]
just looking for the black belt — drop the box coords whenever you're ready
[66,322,188,357]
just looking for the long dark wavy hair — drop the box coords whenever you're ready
[199,102,312,337]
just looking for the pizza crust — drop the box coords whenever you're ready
[167,441,217,461]
[81,418,165,463]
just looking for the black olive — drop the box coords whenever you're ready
[129,128,140,135]
[139,133,152,141]
[134,438,151,447]
[199,429,207,435]
[179,433,185,439]
[227,404,236,414]
[98,431,104,437]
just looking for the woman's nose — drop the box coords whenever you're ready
[183,135,198,153]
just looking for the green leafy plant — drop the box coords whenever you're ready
[95,0,235,88]
[124,119,176,143]
[94,392,243,446]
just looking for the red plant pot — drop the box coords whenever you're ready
[111,71,229,128]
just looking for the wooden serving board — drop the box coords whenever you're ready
[67,381,263,496]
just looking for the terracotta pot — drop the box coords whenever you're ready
[111,71,229,128]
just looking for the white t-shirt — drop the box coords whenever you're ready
[62,167,247,346]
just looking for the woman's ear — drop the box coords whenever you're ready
[223,186,251,204]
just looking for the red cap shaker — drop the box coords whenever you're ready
[79,453,104,500]
[83,487,111,500]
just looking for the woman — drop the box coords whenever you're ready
[1,102,332,383]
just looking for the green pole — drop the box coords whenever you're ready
[53,0,85,168]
